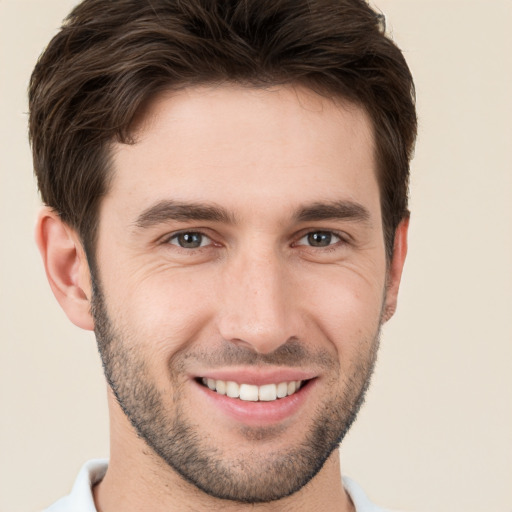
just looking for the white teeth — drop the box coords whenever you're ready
[239,384,259,401]
[276,382,288,398]
[259,383,277,401]
[226,381,239,398]
[215,379,226,395]
[201,378,305,401]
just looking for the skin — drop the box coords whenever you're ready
[36,84,408,512]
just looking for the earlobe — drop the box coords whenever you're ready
[35,207,94,330]
[382,217,409,323]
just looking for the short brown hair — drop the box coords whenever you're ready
[29,0,417,260]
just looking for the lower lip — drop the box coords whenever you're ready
[194,379,316,426]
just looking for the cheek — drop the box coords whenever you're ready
[106,266,218,358]
[99,246,386,367]
[298,266,386,352]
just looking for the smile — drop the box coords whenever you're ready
[200,378,304,402]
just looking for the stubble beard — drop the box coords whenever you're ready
[91,279,381,504]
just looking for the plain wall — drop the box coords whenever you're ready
[1,1,511,511]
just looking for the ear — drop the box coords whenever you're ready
[35,207,94,330]
[382,217,409,323]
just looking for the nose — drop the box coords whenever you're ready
[217,247,302,354]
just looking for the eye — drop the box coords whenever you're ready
[297,231,342,248]
[168,231,211,249]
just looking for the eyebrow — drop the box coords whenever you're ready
[134,200,236,228]
[134,198,371,230]
[294,200,371,224]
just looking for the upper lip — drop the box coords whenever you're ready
[192,368,317,386]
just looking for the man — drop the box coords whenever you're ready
[29,0,417,510]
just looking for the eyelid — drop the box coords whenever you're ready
[293,229,348,247]
[159,227,350,250]
[162,229,217,249]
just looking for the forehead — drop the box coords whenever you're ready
[106,84,379,222]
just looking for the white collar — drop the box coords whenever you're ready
[45,459,395,512]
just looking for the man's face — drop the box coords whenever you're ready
[92,85,391,502]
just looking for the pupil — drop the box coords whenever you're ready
[179,232,202,248]
[308,232,331,247]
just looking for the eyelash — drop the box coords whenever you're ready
[294,231,345,249]
[166,231,215,250]
[164,229,349,251]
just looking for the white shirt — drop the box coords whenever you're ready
[43,459,394,512]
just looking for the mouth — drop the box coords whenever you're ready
[193,372,317,425]
[197,377,309,402]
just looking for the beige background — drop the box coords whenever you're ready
[1,1,511,511]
